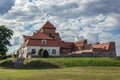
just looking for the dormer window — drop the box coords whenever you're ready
[41,39,46,45]
[49,33,54,38]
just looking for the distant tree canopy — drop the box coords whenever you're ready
[0,26,13,55]
[38,48,44,56]
[38,48,49,58]
[41,49,49,58]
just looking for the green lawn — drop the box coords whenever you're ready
[0,66,120,80]
[24,58,120,67]
[1,58,120,68]
[1,58,120,80]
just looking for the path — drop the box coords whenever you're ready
[14,58,25,68]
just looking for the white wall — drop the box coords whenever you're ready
[26,46,60,57]
[19,47,27,58]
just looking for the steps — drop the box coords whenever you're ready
[14,58,25,68]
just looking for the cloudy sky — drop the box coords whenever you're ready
[0,0,120,55]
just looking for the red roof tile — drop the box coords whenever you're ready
[23,35,32,39]
[42,21,56,29]
[33,32,53,39]
[26,39,59,47]
[23,32,53,40]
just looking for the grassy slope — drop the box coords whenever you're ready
[0,67,120,80]
[24,58,120,67]
[1,58,120,69]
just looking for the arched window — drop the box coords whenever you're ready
[41,39,46,45]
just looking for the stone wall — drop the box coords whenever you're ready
[61,40,116,58]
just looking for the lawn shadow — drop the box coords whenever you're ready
[0,60,14,69]
[0,60,63,70]
[23,60,62,70]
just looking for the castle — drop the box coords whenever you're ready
[19,21,116,58]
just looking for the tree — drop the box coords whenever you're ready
[0,26,13,55]
[41,49,49,58]
[38,48,44,57]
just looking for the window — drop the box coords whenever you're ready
[49,33,52,37]
[41,39,46,45]
[49,33,54,38]
[52,49,56,54]
[31,49,36,54]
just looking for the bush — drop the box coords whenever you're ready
[0,54,2,59]
[13,54,17,58]
[116,56,120,60]
[38,48,44,57]
[24,60,60,69]
[0,54,8,60]
[1,55,7,60]
[0,60,14,68]
[41,49,49,58]
[7,55,12,58]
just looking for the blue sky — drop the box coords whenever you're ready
[0,0,120,55]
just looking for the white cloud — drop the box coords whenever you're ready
[0,0,120,55]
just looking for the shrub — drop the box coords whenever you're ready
[0,54,8,60]
[41,49,49,58]
[24,60,60,69]
[116,56,120,60]
[13,54,17,58]
[0,60,14,68]
[1,55,7,60]
[7,55,12,58]
[38,48,44,57]
[0,54,2,59]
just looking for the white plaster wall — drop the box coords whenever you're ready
[26,46,60,56]
[19,47,27,58]
[23,47,27,58]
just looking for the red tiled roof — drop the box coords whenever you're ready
[33,32,53,39]
[23,20,59,47]
[26,39,59,47]
[23,35,32,39]
[42,21,56,29]
[23,32,53,40]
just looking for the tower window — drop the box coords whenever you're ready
[41,39,46,45]
[49,33,54,38]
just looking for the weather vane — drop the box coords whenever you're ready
[46,13,49,21]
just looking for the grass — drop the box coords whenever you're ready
[24,58,120,68]
[1,58,120,69]
[0,66,120,80]
[0,58,120,80]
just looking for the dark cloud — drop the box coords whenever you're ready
[47,2,79,18]
[0,0,15,15]
[46,0,120,19]
[84,0,120,16]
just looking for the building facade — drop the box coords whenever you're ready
[19,21,116,58]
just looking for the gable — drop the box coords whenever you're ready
[42,21,56,29]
